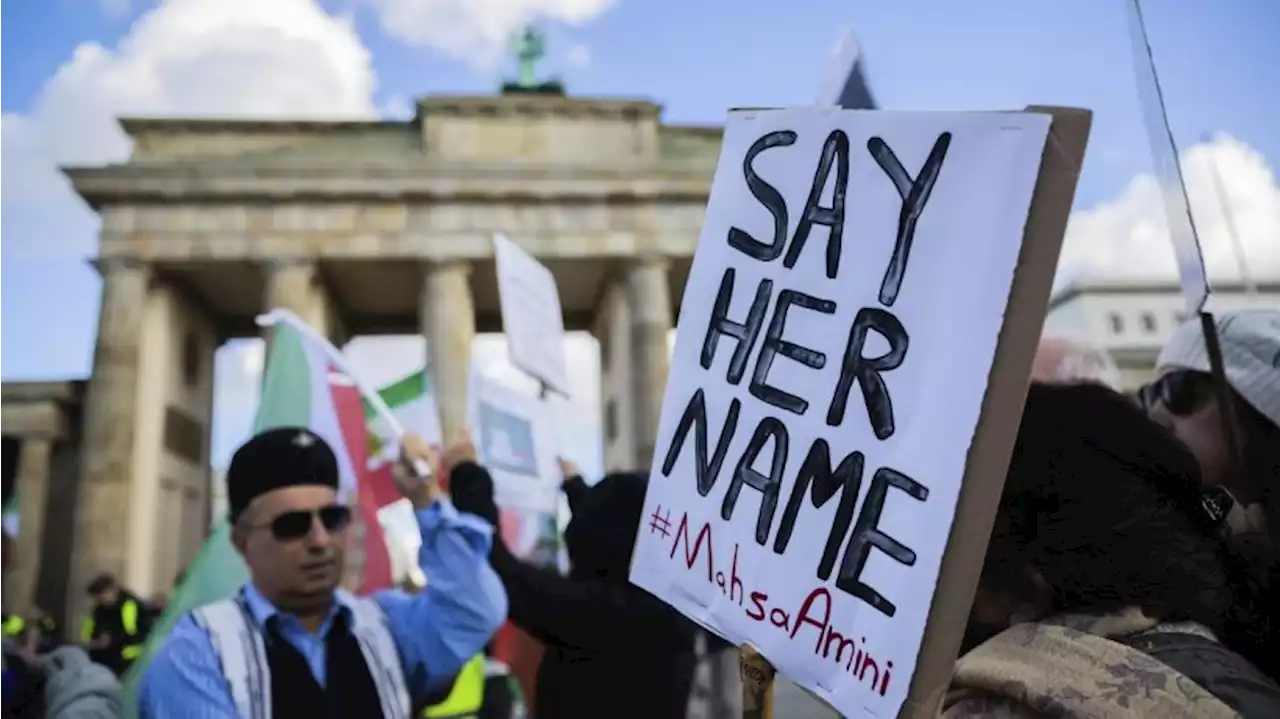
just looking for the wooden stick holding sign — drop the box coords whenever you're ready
[628,104,1090,719]
[739,646,776,719]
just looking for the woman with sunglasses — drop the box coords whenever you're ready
[1143,308,1280,544]
[138,427,509,719]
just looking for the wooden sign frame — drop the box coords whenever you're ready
[899,105,1093,718]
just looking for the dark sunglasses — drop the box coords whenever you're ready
[1138,369,1214,417]
[244,504,352,541]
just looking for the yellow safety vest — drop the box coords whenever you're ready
[80,598,144,659]
[423,654,486,718]
[2,615,24,638]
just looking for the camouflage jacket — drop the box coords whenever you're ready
[942,608,1280,719]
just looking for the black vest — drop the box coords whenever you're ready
[264,615,385,719]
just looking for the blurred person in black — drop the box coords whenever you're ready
[450,434,698,718]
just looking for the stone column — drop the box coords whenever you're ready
[421,261,476,443]
[68,258,150,630]
[262,259,329,341]
[9,438,53,616]
[626,256,673,467]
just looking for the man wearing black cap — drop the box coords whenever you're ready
[139,428,508,718]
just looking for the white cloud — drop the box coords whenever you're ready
[2,0,378,256]
[1060,134,1280,286]
[2,0,380,464]
[365,0,615,69]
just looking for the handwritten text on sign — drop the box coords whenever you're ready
[629,109,1049,717]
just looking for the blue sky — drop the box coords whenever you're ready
[4,0,1279,475]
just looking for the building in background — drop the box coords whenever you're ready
[1043,278,1280,392]
[209,469,227,524]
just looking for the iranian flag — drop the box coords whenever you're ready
[362,370,443,583]
[121,310,400,714]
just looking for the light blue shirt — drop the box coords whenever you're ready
[139,499,507,717]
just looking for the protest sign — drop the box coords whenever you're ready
[629,107,1073,718]
[493,232,571,395]
[467,370,560,513]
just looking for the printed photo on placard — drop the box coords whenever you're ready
[467,368,561,514]
[477,400,540,478]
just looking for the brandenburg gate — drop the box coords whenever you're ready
[2,85,721,625]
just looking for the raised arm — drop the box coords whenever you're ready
[375,434,507,698]
[487,528,691,652]
[449,460,692,653]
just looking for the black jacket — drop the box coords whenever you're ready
[452,463,698,719]
[84,591,152,676]
[1117,630,1280,718]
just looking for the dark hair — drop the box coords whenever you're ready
[563,471,647,583]
[1234,393,1280,540]
[983,382,1233,629]
[86,573,116,596]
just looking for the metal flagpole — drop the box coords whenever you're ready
[1201,132,1257,295]
[1127,0,1246,496]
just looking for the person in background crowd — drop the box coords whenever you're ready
[3,637,123,718]
[1032,333,1124,388]
[22,610,61,655]
[451,432,699,719]
[398,573,521,719]
[139,428,507,718]
[558,458,589,515]
[81,574,151,677]
[147,593,167,619]
[1143,308,1280,543]
[148,567,186,618]
[2,614,28,643]
[944,382,1280,718]
[5,607,60,656]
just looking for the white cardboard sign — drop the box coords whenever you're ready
[493,232,571,395]
[629,108,1050,717]
[467,369,561,514]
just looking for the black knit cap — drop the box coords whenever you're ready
[226,427,339,522]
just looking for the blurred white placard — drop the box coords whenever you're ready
[493,233,571,394]
[467,369,560,514]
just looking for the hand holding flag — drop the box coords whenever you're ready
[395,434,442,509]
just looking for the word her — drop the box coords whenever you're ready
[662,127,949,617]
[661,510,896,699]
